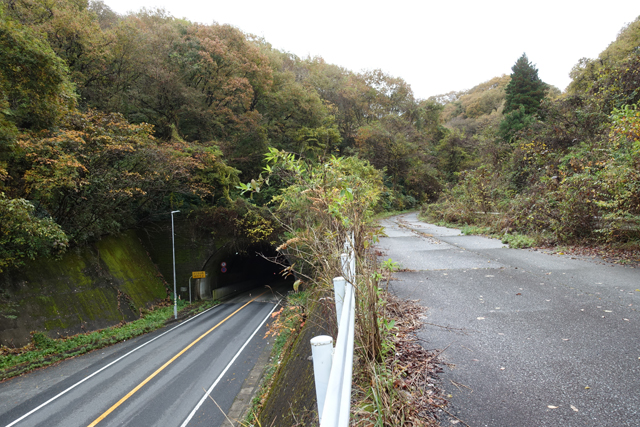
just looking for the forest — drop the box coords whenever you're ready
[425,19,640,255]
[1,0,639,271]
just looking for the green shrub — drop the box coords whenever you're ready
[501,233,536,248]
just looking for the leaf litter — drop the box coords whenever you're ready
[353,293,450,426]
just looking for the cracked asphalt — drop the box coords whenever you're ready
[378,212,640,427]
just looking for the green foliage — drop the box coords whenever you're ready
[500,233,535,249]
[292,119,342,161]
[505,103,640,243]
[498,105,536,143]
[423,165,503,226]
[356,117,415,189]
[599,17,640,62]
[265,148,384,231]
[0,192,68,271]
[355,113,441,204]
[431,97,640,245]
[233,206,279,245]
[460,224,492,235]
[427,22,640,251]
[568,16,640,96]
[496,54,547,144]
[381,258,399,272]
[12,109,238,243]
[437,75,509,136]
[435,128,473,182]
[503,53,547,116]
[255,149,388,364]
[588,52,640,114]
[254,48,329,152]
[0,6,76,131]
[379,258,399,293]
[1,0,446,218]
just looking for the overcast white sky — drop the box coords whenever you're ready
[103,0,640,100]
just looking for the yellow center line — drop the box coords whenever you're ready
[87,292,267,427]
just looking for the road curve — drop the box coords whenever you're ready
[0,288,281,427]
[379,213,640,427]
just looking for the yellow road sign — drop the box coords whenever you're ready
[192,271,206,279]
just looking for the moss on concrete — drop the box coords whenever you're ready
[0,220,279,347]
[97,231,167,307]
[135,220,221,297]
[0,230,168,346]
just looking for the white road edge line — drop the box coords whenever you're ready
[180,300,281,427]
[4,304,221,427]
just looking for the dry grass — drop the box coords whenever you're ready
[351,293,447,426]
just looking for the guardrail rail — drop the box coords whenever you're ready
[311,238,356,426]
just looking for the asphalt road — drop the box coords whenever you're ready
[378,213,640,427]
[0,286,285,427]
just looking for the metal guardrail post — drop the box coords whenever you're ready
[320,280,354,426]
[310,335,334,421]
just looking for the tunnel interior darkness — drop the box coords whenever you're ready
[209,243,293,294]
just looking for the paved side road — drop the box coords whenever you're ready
[378,213,640,427]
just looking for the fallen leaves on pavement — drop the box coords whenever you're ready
[537,245,640,268]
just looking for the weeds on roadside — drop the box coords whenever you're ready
[0,299,217,380]
[501,233,536,248]
[461,224,492,236]
[352,293,446,426]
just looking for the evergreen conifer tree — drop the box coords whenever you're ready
[503,53,547,115]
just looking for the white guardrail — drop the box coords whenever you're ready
[310,239,356,426]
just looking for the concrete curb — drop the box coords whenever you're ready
[226,336,275,425]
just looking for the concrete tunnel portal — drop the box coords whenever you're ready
[186,243,294,302]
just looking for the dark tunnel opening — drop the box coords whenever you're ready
[195,243,294,301]
[218,244,292,285]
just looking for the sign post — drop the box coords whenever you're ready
[191,272,205,303]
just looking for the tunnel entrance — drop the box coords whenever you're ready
[135,220,294,303]
[193,243,294,301]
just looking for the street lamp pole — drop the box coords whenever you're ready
[171,210,180,319]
